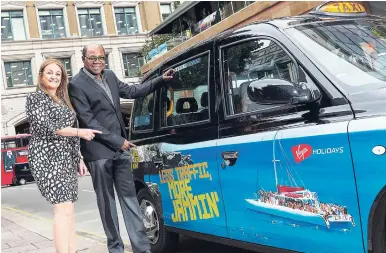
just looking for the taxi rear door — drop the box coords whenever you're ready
[147,46,228,238]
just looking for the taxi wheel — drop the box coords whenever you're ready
[137,188,179,253]
[18,178,26,185]
[371,193,386,253]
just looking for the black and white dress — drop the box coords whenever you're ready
[26,90,80,204]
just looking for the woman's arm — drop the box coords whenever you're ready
[25,93,101,141]
[56,127,79,137]
[56,127,101,140]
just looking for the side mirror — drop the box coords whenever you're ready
[247,79,311,105]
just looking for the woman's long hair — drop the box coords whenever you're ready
[36,58,74,110]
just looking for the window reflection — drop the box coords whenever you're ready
[39,9,66,39]
[223,39,296,114]
[123,53,145,77]
[232,1,246,12]
[5,61,33,88]
[115,7,139,35]
[105,54,110,69]
[58,58,72,80]
[288,20,386,93]
[1,11,26,41]
[160,4,172,20]
[78,8,103,37]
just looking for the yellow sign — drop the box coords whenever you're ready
[130,149,141,170]
[320,2,366,13]
[159,162,221,223]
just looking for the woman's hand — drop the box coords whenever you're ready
[78,129,102,141]
[78,159,88,176]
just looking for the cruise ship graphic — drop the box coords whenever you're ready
[246,138,355,229]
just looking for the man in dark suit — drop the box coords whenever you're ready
[68,44,174,253]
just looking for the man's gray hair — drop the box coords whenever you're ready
[82,44,106,57]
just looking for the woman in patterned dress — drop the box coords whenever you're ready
[25,58,101,253]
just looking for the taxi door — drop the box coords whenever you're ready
[147,47,228,238]
[215,30,364,252]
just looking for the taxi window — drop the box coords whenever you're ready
[161,53,209,127]
[132,92,154,132]
[287,19,386,94]
[222,39,297,115]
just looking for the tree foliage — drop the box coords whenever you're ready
[173,1,181,10]
[140,34,174,59]
[140,2,182,58]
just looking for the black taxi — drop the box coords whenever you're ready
[128,2,386,253]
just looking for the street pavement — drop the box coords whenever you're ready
[1,214,108,253]
[1,176,254,253]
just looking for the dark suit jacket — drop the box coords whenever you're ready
[69,68,165,161]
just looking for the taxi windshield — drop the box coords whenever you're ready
[286,19,386,94]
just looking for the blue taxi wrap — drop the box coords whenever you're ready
[131,2,386,253]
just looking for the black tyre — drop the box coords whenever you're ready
[371,193,386,253]
[11,178,18,186]
[137,188,179,253]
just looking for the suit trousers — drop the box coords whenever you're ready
[87,151,150,253]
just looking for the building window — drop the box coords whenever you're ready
[115,7,139,35]
[78,8,103,37]
[38,9,67,39]
[160,4,172,20]
[4,61,33,88]
[105,53,110,69]
[58,58,72,80]
[122,53,145,77]
[1,11,26,41]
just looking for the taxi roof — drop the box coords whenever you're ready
[264,1,384,29]
[266,14,384,30]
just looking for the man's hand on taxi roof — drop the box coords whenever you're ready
[163,69,175,81]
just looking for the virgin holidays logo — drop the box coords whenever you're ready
[291,144,344,163]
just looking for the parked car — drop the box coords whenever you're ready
[12,163,34,186]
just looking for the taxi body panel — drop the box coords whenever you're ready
[348,117,386,252]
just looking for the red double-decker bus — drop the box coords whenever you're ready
[1,134,31,186]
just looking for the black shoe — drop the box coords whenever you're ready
[142,250,152,253]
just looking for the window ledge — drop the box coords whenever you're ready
[2,54,35,62]
[5,85,35,90]
[43,51,75,58]
[74,1,105,8]
[34,2,67,8]
[111,2,138,8]
[1,39,27,43]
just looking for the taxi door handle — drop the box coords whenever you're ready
[221,151,239,168]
